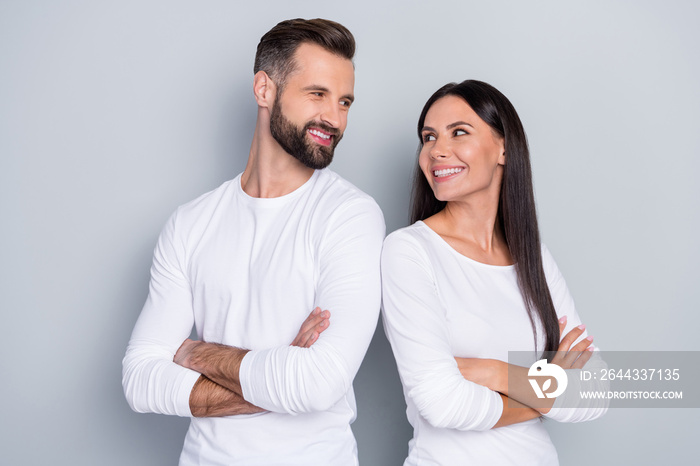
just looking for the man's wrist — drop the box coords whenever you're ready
[187,340,209,373]
[196,342,248,394]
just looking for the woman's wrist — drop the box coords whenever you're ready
[494,360,509,394]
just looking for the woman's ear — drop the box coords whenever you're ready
[498,140,506,166]
[253,70,276,108]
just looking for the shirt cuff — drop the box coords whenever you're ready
[483,389,504,430]
[176,368,202,417]
[239,349,260,407]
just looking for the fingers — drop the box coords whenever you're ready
[554,322,595,369]
[291,308,323,346]
[558,315,567,336]
[294,321,328,348]
[311,309,330,337]
[300,331,318,348]
[563,334,594,367]
[570,335,594,353]
[299,307,330,334]
[298,307,322,335]
[570,345,594,369]
[557,324,586,353]
[290,307,331,348]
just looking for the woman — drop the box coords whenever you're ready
[381,80,607,465]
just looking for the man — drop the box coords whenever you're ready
[122,18,385,465]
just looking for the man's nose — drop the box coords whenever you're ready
[320,102,341,128]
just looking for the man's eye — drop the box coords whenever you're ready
[340,100,351,107]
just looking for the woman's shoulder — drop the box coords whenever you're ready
[384,221,431,247]
[383,222,434,257]
[539,242,562,266]
[381,222,439,279]
[539,242,566,285]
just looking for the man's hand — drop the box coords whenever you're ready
[290,307,331,348]
[189,376,265,417]
[174,306,330,375]
[173,306,331,418]
[174,338,202,371]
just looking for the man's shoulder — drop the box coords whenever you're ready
[173,176,239,218]
[313,169,381,212]
[308,169,385,239]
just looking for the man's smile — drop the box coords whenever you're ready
[307,127,333,146]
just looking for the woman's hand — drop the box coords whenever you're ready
[455,358,506,392]
[454,316,595,398]
[552,315,594,369]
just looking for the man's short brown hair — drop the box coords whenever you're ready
[254,18,355,91]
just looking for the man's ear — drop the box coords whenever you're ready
[253,70,276,108]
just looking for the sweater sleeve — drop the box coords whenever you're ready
[239,198,385,414]
[121,211,200,417]
[540,244,609,423]
[380,231,503,431]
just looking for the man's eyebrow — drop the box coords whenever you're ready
[302,85,329,93]
[302,85,355,103]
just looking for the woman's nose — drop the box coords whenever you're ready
[430,138,449,159]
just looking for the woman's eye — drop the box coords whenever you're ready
[454,129,467,136]
[422,134,436,142]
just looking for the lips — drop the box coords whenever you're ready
[428,165,465,185]
[307,128,333,146]
[433,167,464,178]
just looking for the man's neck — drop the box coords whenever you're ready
[240,125,315,199]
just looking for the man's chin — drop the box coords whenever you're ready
[305,156,333,170]
[299,151,333,170]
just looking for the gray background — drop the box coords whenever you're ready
[1,0,697,464]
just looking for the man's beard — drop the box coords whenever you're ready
[269,98,342,170]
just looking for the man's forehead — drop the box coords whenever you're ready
[292,43,353,71]
[286,43,355,89]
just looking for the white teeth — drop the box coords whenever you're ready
[308,129,331,140]
[433,168,463,177]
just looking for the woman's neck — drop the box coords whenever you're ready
[424,196,513,266]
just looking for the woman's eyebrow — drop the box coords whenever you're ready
[446,121,474,129]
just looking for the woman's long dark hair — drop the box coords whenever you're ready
[411,80,560,357]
